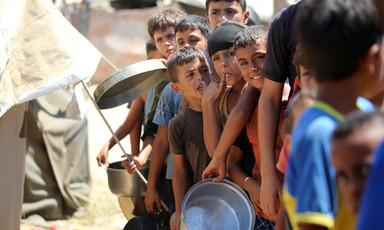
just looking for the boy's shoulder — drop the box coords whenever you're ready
[291,103,341,155]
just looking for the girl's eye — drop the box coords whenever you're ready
[212,56,219,62]
[240,61,248,66]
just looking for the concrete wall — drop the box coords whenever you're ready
[87,3,182,84]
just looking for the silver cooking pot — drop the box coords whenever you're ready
[104,161,149,197]
[181,178,255,230]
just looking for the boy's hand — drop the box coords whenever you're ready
[202,158,226,182]
[260,173,281,221]
[202,77,226,104]
[121,156,145,174]
[96,143,109,167]
[145,188,162,214]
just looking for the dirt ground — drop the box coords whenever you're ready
[21,85,137,230]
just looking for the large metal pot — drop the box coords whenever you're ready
[106,161,149,197]
[181,178,255,230]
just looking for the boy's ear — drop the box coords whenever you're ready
[364,43,381,74]
[171,82,183,94]
[243,11,250,25]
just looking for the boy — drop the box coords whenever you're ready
[331,111,384,216]
[175,14,211,51]
[167,46,212,230]
[283,0,383,229]
[205,0,249,29]
[143,8,185,221]
[227,25,290,229]
[203,21,247,156]
[144,13,213,217]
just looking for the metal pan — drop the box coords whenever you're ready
[94,59,167,109]
[182,178,255,230]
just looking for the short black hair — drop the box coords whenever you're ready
[147,8,186,40]
[175,14,212,40]
[205,0,247,13]
[233,25,268,50]
[296,0,383,82]
[332,110,384,141]
[167,46,207,83]
[145,39,157,56]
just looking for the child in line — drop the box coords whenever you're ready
[205,0,249,29]
[203,21,246,156]
[331,111,384,216]
[227,25,285,229]
[167,46,212,230]
[284,0,383,229]
[276,89,316,175]
[144,13,211,219]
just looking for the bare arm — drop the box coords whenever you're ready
[171,154,189,230]
[258,78,284,221]
[96,94,146,166]
[202,86,259,181]
[202,78,226,157]
[145,125,169,214]
[228,145,262,213]
[123,134,154,174]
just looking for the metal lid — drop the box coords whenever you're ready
[94,59,167,109]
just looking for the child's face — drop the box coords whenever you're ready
[153,26,176,58]
[173,57,211,101]
[298,65,316,89]
[331,129,380,215]
[235,43,266,90]
[176,28,208,51]
[206,1,248,29]
[211,49,243,86]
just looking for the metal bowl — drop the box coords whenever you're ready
[94,59,167,109]
[181,179,255,230]
[106,161,148,197]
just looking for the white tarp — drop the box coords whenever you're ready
[0,0,101,117]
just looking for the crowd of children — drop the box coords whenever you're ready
[98,0,384,229]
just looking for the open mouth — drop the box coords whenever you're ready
[250,75,262,80]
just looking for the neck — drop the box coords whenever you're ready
[316,74,361,115]
[232,78,246,93]
[188,99,202,112]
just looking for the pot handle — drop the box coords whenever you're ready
[100,163,108,170]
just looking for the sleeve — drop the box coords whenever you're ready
[153,85,175,127]
[292,119,337,228]
[168,117,184,155]
[357,141,384,230]
[262,13,291,83]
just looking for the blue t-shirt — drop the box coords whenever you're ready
[284,98,373,230]
[153,83,183,179]
[356,140,384,230]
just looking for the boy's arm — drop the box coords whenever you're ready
[202,86,259,181]
[172,153,189,230]
[122,134,154,174]
[202,78,226,157]
[96,96,145,166]
[228,145,262,213]
[144,125,169,214]
[258,78,284,221]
